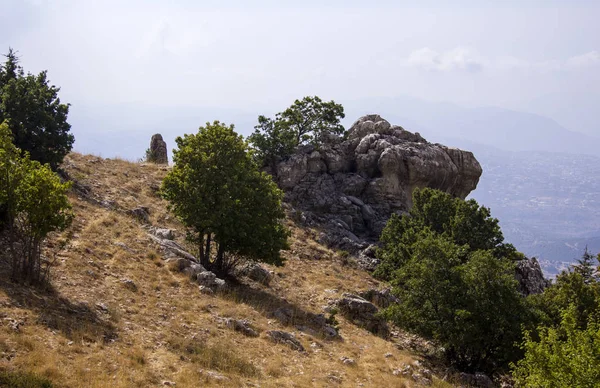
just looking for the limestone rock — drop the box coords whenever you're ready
[266,330,305,351]
[149,134,168,164]
[236,263,273,286]
[335,293,389,337]
[275,114,482,253]
[223,318,259,337]
[128,207,150,224]
[515,257,549,296]
[196,271,227,292]
[358,288,399,308]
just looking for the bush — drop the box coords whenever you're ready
[161,121,289,276]
[0,122,73,283]
[0,48,73,170]
[513,305,600,388]
[377,188,529,373]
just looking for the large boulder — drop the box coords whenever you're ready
[275,115,482,251]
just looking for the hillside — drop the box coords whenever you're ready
[0,153,457,388]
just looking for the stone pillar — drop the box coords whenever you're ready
[149,134,168,164]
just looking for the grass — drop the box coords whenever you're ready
[0,152,444,387]
[0,370,54,388]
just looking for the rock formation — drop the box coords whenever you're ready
[149,134,168,164]
[515,257,550,295]
[276,114,482,252]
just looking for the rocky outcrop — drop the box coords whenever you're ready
[515,257,550,296]
[276,115,482,251]
[149,134,168,164]
[335,293,389,337]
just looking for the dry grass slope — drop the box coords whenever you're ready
[0,153,453,388]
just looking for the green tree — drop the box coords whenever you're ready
[0,121,73,283]
[513,305,600,388]
[0,48,73,170]
[383,231,527,372]
[529,252,600,331]
[377,188,529,373]
[161,121,289,276]
[374,188,520,281]
[248,96,345,169]
[574,247,598,285]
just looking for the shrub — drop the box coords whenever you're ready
[0,122,73,283]
[161,121,289,276]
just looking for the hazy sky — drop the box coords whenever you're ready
[2,0,599,136]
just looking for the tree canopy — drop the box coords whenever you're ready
[376,188,529,373]
[0,48,73,170]
[248,96,345,169]
[161,121,289,275]
[513,253,600,388]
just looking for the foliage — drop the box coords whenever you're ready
[529,251,600,330]
[514,250,600,386]
[574,247,598,284]
[374,188,520,281]
[248,96,345,169]
[0,48,73,170]
[376,188,529,373]
[512,305,600,388]
[0,122,73,283]
[161,121,289,275]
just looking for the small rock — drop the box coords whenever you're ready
[121,278,137,292]
[127,207,150,224]
[340,356,356,366]
[223,318,259,337]
[266,330,304,351]
[162,381,175,386]
[95,302,109,313]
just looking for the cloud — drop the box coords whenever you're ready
[406,47,484,73]
[566,51,600,68]
[405,47,600,73]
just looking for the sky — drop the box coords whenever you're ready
[1,0,599,139]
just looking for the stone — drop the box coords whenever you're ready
[237,263,273,286]
[340,356,356,366]
[274,114,482,253]
[148,234,197,262]
[356,244,381,271]
[183,263,207,280]
[127,207,150,224]
[335,293,389,337]
[149,134,168,164]
[515,257,549,296]
[223,318,259,337]
[149,227,175,240]
[196,271,227,292]
[266,330,305,351]
[358,288,399,308]
[458,372,495,388]
[121,278,137,292]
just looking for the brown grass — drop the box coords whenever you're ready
[0,153,451,387]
